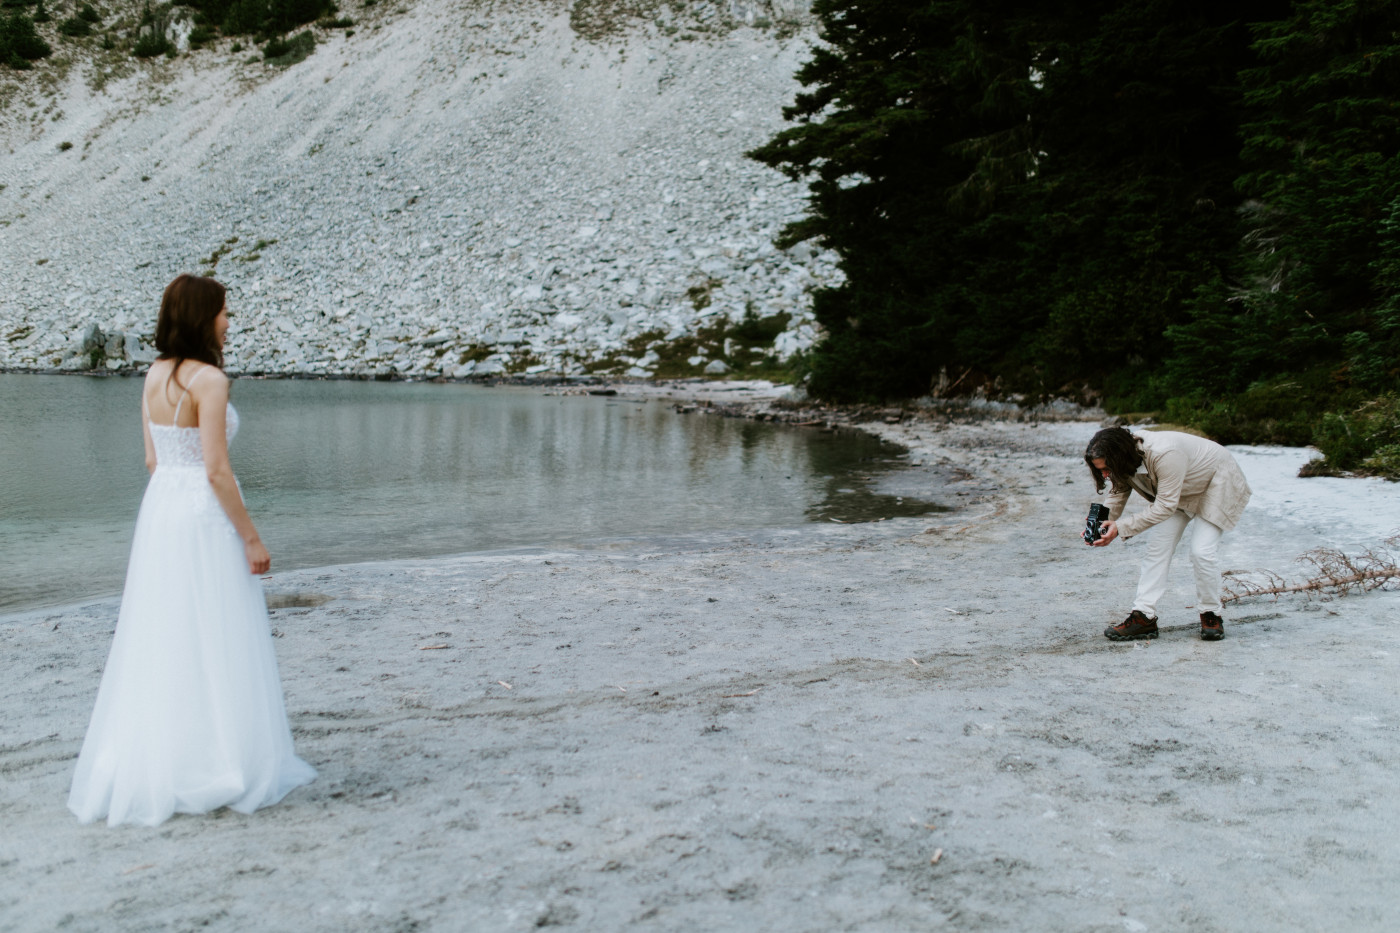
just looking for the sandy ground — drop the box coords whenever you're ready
[3,416,1399,932]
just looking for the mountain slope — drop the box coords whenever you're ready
[0,0,835,378]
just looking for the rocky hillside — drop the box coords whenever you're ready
[0,0,836,379]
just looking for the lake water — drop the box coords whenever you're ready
[0,375,940,612]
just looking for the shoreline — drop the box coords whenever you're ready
[5,414,1399,931]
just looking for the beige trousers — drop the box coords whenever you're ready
[1132,510,1223,618]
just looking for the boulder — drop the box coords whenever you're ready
[104,332,127,360]
[124,334,152,362]
[446,360,478,378]
[80,324,104,354]
[704,359,730,375]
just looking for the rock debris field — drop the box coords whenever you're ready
[1,0,830,378]
[3,416,1400,931]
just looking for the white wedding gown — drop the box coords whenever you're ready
[68,385,316,827]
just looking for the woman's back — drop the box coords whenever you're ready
[144,358,206,428]
[143,360,239,470]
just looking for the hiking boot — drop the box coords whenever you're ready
[1105,610,1158,641]
[1200,611,1224,641]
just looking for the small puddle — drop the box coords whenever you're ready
[808,484,950,524]
[266,591,334,610]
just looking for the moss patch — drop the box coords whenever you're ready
[504,350,542,374]
[580,309,798,380]
[457,344,494,365]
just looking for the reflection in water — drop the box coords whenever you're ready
[802,431,951,523]
[0,376,943,612]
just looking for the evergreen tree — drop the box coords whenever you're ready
[1168,0,1400,407]
[749,0,1039,400]
[751,0,1285,402]
[0,9,52,68]
[1013,0,1286,401]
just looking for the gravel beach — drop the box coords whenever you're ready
[4,416,1398,932]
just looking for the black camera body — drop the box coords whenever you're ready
[1082,503,1111,545]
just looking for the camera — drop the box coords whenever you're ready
[1082,503,1111,544]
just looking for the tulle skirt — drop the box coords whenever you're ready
[68,466,316,827]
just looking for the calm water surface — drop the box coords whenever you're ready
[0,375,937,612]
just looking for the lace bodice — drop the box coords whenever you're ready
[149,404,239,468]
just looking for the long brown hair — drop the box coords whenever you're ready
[1084,426,1144,495]
[155,274,225,396]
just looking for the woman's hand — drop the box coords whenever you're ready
[245,539,271,575]
[1091,520,1118,547]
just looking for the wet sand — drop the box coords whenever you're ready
[3,416,1398,932]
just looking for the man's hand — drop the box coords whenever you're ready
[1090,520,1118,547]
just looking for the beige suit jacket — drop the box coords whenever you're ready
[1105,431,1252,538]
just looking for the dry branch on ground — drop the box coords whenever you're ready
[1223,537,1400,603]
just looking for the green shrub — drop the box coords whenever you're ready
[727,308,790,347]
[1362,445,1400,480]
[187,24,215,47]
[59,15,92,35]
[262,29,313,65]
[77,2,99,21]
[1159,364,1367,447]
[133,30,172,57]
[222,0,332,38]
[32,0,49,22]
[1,10,52,65]
[221,0,258,34]
[132,2,174,57]
[1312,395,1400,479]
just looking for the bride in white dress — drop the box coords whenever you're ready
[68,274,316,827]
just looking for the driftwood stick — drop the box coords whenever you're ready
[943,367,974,396]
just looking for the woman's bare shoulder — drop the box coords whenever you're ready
[190,364,230,393]
[143,359,172,394]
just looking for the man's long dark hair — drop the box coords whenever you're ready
[155,274,225,398]
[1084,427,1144,495]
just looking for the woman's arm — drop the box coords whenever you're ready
[193,372,271,574]
[1116,448,1186,538]
[141,395,157,475]
[1104,484,1130,522]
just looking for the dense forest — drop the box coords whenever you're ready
[751,0,1400,477]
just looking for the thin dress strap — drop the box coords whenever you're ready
[171,365,210,427]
